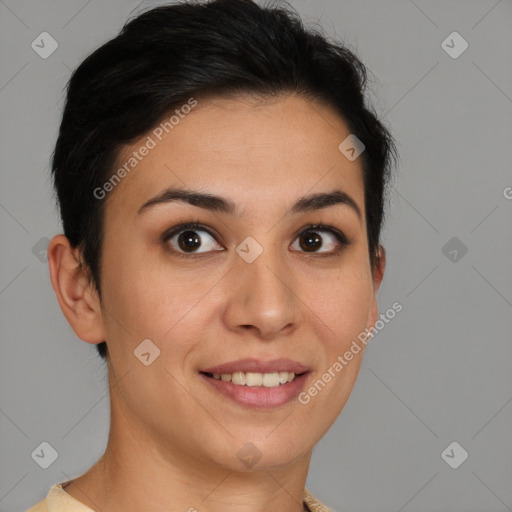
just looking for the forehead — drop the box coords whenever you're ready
[104,94,365,222]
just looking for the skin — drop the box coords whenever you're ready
[48,93,385,512]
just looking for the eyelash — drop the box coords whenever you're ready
[161,220,350,259]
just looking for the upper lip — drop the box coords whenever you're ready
[201,358,310,374]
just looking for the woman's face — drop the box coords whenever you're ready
[97,94,384,471]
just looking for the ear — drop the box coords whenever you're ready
[47,234,106,344]
[366,245,386,331]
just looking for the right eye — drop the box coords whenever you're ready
[163,222,224,258]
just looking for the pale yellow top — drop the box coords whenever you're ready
[27,482,335,512]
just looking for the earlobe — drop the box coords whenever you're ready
[47,234,106,344]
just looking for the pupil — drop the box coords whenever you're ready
[178,230,201,251]
[301,232,321,252]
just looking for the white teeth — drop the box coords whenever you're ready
[209,371,298,387]
[231,372,246,385]
[262,372,280,387]
[246,372,263,387]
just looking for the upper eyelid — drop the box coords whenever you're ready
[163,222,220,243]
[291,223,348,243]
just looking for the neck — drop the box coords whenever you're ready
[64,393,312,512]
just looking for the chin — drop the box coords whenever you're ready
[210,431,312,472]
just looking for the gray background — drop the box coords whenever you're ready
[1,0,511,511]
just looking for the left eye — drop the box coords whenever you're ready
[290,227,345,254]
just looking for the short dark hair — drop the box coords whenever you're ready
[51,0,398,361]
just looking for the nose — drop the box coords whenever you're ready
[221,245,302,340]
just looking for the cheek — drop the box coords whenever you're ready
[308,262,373,343]
[299,271,372,421]
[100,253,214,361]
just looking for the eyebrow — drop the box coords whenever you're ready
[137,186,362,221]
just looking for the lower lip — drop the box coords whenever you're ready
[199,372,309,410]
